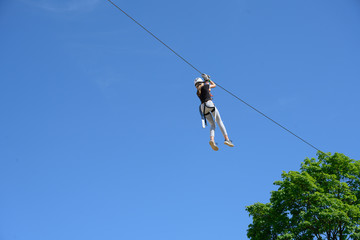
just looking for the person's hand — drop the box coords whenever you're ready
[201,73,211,81]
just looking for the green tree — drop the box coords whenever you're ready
[246,152,360,240]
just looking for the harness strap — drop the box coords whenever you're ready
[199,101,216,127]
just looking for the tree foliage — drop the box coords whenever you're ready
[246,152,360,240]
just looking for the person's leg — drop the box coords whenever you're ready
[213,108,229,140]
[205,113,219,151]
[205,113,216,141]
[202,101,220,151]
[214,108,234,147]
[202,102,216,140]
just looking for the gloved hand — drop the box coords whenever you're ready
[201,73,211,81]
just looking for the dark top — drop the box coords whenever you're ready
[198,84,212,103]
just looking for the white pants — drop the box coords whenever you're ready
[201,101,228,138]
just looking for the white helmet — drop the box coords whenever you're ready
[194,77,205,86]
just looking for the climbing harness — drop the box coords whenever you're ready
[106,0,330,156]
[199,101,216,128]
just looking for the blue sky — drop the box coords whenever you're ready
[1,0,359,239]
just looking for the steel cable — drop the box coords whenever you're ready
[106,0,328,156]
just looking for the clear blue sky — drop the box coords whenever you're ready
[1,0,359,239]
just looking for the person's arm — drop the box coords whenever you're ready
[209,79,216,88]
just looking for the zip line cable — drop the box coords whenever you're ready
[106,0,202,74]
[106,0,328,155]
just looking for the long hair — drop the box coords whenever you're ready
[196,83,204,97]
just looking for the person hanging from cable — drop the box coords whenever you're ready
[195,73,234,151]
